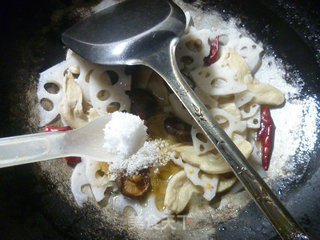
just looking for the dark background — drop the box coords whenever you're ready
[0,0,319,239]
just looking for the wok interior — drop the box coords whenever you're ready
[0,0,319,239]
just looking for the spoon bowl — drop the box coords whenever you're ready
[62,0,185,65]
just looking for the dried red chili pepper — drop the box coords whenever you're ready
[44,125,72,132]
[64,156,82,166]
[204,36,219,66]
[257,107,274,170]
[44,125,81,166]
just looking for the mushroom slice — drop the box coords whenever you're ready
[217,175,237,193]
[247,81,284,106]
[220,48,254,84]
[117,170,150,198]
[164,171,199,213]
[172,153,219,201]
[229,37,263,74]
[173,139,253,174]
[219,101,242,120]
[220,48,283,106]
[59,71,88,129]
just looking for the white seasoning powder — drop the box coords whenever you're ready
[103,112,169,175]
[103,112,147,158]
[106,140,166,176]
[121,141,162,175]
[107,139,171,176]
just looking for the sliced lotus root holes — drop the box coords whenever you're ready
[44,82,60,94]
[180,56,194,65]
[85,69,94,83]
[239,46,248,58]
[97,90,110,101]
[67,65,80,79]
[106,70,119,85]
[243,104,251,113]
[72,73,80,79]
[100,70,120,85]
[185,39,203,52]
[241,103,260,119]
[199,71,211,78]
[247,116,260,129]
[220,120,230,129]
[199,145,205,152]
[89,66,131,115]
[95,169,105,178]
[107,102,120,113]
[63,68,69,76]
[196,132,208,143]
[211,78,227,88]
[214,115,226,124]
[40,98,54,111]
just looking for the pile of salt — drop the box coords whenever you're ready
[103,112,147,158]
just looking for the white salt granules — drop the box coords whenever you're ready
[107,139,172,176]
[103,112,170,175]
[103,112,147,158]
[111,140,162,175]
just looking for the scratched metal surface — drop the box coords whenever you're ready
[0,0,319,239]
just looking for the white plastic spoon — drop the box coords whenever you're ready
[0,115,119,168]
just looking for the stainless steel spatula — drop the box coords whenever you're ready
[62,0,308,238]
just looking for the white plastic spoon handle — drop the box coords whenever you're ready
[0,132,67,168]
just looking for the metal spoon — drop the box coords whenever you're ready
[62,0,308,239]
[0,115,122,167]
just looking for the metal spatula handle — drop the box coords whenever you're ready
[145,38,308,240]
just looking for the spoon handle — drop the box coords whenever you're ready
[145,38,308,240]
[0,131,67,168]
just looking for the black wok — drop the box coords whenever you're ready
[0,0,319,239]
